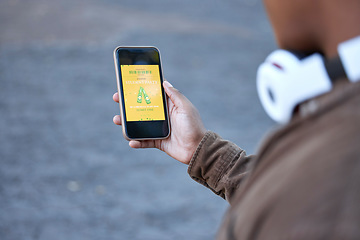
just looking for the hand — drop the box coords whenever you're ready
[113,81,207,165]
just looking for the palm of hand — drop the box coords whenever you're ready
[158,98,206,165]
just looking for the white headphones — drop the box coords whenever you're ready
[257,35,360,124]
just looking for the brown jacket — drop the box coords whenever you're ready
[188,79,360,240]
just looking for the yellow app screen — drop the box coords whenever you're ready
[120,65,165,122]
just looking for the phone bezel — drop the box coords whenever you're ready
[113,46,170,140]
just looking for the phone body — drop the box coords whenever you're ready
[113,46,170,140]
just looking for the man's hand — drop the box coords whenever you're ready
[113,81,206,165]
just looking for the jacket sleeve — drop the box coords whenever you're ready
[187,131,254,203]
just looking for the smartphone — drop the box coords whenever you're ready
[113,46,170,140]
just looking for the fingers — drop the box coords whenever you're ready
[163,81,188,109]
[113,93,121,125]
[113,115,121,125]
[129,140,157,149]
[113,92,119,103]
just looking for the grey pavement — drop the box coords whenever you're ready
[0,0,276,239]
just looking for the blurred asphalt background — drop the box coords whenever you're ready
[0,0,276,239]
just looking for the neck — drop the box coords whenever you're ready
[319,1,360,58]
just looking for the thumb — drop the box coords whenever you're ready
[163,81,188,108]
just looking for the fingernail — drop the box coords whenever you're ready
[164,81,173,88]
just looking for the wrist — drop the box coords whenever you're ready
[185,130,210,165]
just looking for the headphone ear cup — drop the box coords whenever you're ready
[257,58,294,123]
[258,50,304,123]
[257,50,332,124]
[264,49,301,71]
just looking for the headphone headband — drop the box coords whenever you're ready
[256,35,360,124]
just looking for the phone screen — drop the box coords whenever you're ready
[114,47,170,140]
[120,65,165,121]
